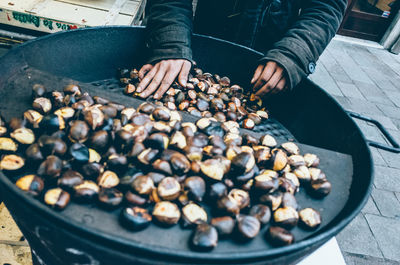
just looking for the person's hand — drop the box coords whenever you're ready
[251,61,288,97]
[136,59,192,99]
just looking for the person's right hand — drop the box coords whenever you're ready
[136,59,192,100]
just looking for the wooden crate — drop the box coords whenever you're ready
[0,0,145,34]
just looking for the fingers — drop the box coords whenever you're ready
[154,66,182,99]
[137,65,159,93]
[253,61,277,90]
[138,64,153,80]
[251,64,264,84]
[270,78,287,95]
[255,67,284,96]
[139,65,168,98]
[178,61,192,87]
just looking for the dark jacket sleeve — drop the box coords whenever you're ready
[145,0,193,64]
[261,0,347,89]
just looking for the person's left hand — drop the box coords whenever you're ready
[251,61,288,97]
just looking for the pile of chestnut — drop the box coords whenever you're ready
[0,83,331,251]
[119,67,269,130]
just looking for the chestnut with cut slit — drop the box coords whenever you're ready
[120,207,152,231]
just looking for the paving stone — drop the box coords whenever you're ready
[392,119,400,130]
[376,104,400,120]
[356,121,388,144]
[336,213,383,258]
[326,41,375,85]
[367,47,400,80]
[371,147,388,167]
[387,129,400,143]
[361,194,380,215]
[384,90,400,108]
[374,165,400,192]
[366,214,400,261]
[343,252,400,265]
[0,203,24,241]
[378,148,400,169]
[371,189,400,218]
[309,63,343,97]
[0,243,32,265]
[396,192,400,203]
[367,114,399,131]
[336,81,365,100]
[319,52,353,84]
[344,97,383,115]
[354,80,395,105]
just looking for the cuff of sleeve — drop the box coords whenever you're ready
[147,46,193,65]
[146,25,192,64]
[260,49,307,90]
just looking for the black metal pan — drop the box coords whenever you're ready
[0,26,373,264]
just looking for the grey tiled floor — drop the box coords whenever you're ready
[310,39,400,265]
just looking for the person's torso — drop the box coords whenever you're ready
[193,0,301,52]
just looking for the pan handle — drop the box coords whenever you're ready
[347,111,400,153]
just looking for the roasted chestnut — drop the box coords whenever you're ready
[15,174,44,196]
[33,97,52,114]
[132,175,154,195]
[32,84,47,98]
[217,195,240,216]
[309,179,331,198]
[231,152,255,175]
[63,84,82,97]
[153,201,181,225]
[97,188,123,209]
[37,155,63,179]
[69,143,89,164]
[211,216,235,236]
[259,191,283,211]
[269,148,288,171]
[157,177,181,200]
[294,165,311,183]
[0,137,18,152]
[249,204,271,225]
[97,170,120,188]
[73,180,100,202]
[254,170,279,192]
[137,148,159,165]
[124,191,147,206]
[273,206,299,229]
[191,222,218,251]
[120,207,152,231]
[281,192,298,210]
[24,110,43,128]
[288,155,306,167]
[44,188,70,210]
[260,134,277,148]
[281,142,300,156]
[304,153,320,167]
[237,215,261,239]
[25,143,43,162]
[68,120,90,143]
[144,133,169,150]
[184,176,206,202]
[200,159,225,181]
[84,107,104,130]
[182,203,208,227]
[40,137,67,157]
[266,226,294,246]
[299,208,321,229]
[57,170,84,190]
[228,189,250,209]
[152,107,171,121]
[40,114,65,133]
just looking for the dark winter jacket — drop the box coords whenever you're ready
[144,0,347,89]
